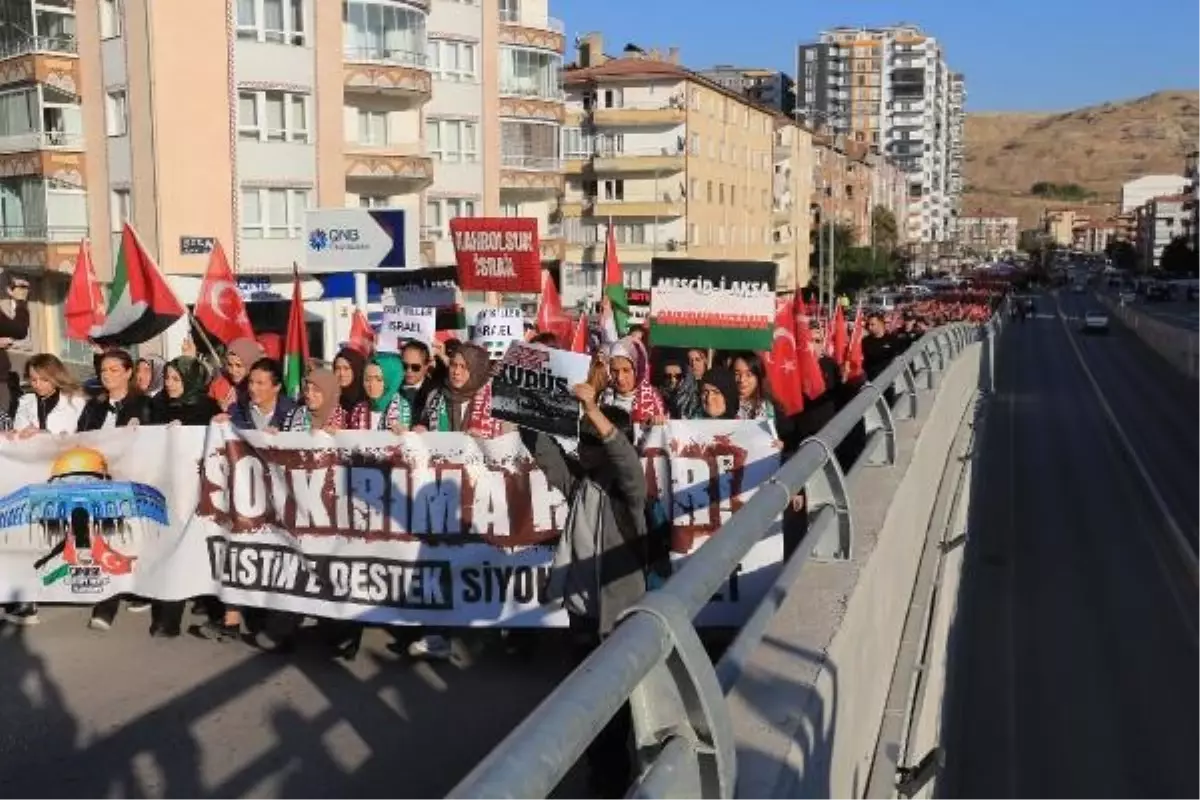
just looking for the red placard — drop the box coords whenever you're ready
[449,217,541,292]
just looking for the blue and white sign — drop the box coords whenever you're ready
[304,208,413,273]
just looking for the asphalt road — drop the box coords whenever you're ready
[0,614,587,798]
[942,290,1199,798]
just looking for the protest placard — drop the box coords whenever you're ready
[0,423,782,627]
[490,342,593,437]
[378,306,435,351]
[648,258,778,350]
[449,218,541,292]
[380,267,464,330]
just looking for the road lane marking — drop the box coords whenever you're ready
[1054,295,1200,590]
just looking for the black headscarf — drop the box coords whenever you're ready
[657,353,700,420]
[699,368,739,420]
[334,347,368,414]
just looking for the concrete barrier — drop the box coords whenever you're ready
[728,338,983,798]
[1098,295,1198,380]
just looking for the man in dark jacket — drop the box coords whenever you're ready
[861,313,899,382]
[228,358,302,431]
[523,382,648,798]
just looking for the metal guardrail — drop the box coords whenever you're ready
[0,225,88,242]
[342,46,427,67]
[500,153,561,171]
[0,35,77,61]
[450,317,999,799]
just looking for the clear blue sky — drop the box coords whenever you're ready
[553,0,1199,111]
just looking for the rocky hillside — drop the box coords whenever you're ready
[962,90,1198,228]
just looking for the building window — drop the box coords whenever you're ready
[730,185,736,205]
[359,195,390,208]
[105,89,127,137]
[719,183,725,204]
[426,118,479,163]
[110,189,130,232]
[498,0,520,22]
[689,223,698,245]
[499,46,562,100]
[603,180,624,201]
[238,90,310,143]
[689,178,698,199]
[500,202,520,217]
[240,187,311,239]
[501,120,559,170]
[101,0,122,38]
[561,126,592,159]
[689,133,699,156]
[357,109,389,145]
[427,39,477,81]
[239,0,305,46]
[425,197,477,238]
[706,181,712,203]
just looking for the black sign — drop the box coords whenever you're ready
[379,267,463,330]
[627,288,651,308]
[180,236,216,255]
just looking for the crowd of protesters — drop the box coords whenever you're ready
[0,281,999,797]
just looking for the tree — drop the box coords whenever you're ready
[1159,235,1198,276]
[1018,228,1049,255]
[870,206,899,252]
[810,222,856,272]
[1105,239,1139,272]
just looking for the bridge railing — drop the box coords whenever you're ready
[449,317,998,800]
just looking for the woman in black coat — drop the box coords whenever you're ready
[78,349,159,632]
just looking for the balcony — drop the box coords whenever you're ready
[498,94,566,124]
[498,9,566,53]
[560,195,685,219]
[500,154,564,192]
[0,130,83,155]
[568,238,686,262]
[591,99,686,128]
[0,224,87,273]
[0,36,79,92]
[593,146,685,174]
[343,48,432,104]
[0,148,86,187]
[540,223,565,261]
[344,146,433,185]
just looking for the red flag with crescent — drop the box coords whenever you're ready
[764,296,804,416]
[90,532,136,575]
[64,239,105,342]
[194,241,255,345]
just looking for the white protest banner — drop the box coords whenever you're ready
[0,422,782,626]
[491,342,593,438]
[648,258,778,350]
[473,307,524,360]
[378,306,435,351]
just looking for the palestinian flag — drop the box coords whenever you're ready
[603,220,629,336]
[90,224,184,346]
[282,266,309,399]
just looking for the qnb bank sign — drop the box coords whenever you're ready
[304,209,417,272]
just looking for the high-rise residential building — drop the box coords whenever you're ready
[797,24,961,246]
[696,66,795,116]
[0,0,566,362]
[559,33,813,308]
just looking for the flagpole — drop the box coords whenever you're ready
[187,310,226,371]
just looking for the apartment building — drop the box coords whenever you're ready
[1120,174,1188,214]
[1136,194,1186,269]
[1071,219,1116,254]
[696,65,795,115]
[770,113,812,292]
[560,34,811,304]
[0,0,566,360]
[871,152,908,241]
[1043,208,1080,247]
[955,210,1018,258]
[797,24,962,246]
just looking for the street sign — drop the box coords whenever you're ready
[180,236,215,255]
[303,208,412,272]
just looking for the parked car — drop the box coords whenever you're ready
[1082,309,1110,334]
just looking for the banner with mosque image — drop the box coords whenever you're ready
[0,421,782,627]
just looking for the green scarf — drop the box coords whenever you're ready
[370,353,404,413]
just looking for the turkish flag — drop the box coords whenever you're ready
[64,239,105,341]
[194,241,254,345]
[765,297,804,416]
[346,308,376,356]
[91,532,135,575]
[795,312,827,401]
[570,313,589,354]
[846,304,865,382]
[535,270,572,346]
[830,304,848,368]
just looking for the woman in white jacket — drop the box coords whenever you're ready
[12,353,86,436]
[4,353,87,626]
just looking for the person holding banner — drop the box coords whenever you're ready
[331,348,370,430]
[297,368,341,432]
[13,354,86,436]
[157,357,221,426]
[598,337,665,427]
[415,343,507,439]
[209,338,264,412]
[398,341,436,416]
[522,381,648,796]
[656,353,701,421]
[730,352,777,425]
[77,349,160,632]
[364,353,409,432]
[135,356,166,398]
[223,358,305,434]
[697,368,741,420]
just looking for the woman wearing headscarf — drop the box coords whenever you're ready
[135,355,166,398]
[209,337,264,412]
[415,342,506,437]
[156,357,220,425]
[599,336,665,426]
[364,353,409,432]
[298,368,340,432]
[331,347,370,430]
[656,351,700,420]
[697,367,740,420]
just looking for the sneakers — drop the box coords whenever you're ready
[4,604,39,626]
[88,615,112,632]
[127,600,152,614]
[407,634,452,661]
[194,619,241,643]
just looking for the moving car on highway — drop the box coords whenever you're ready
[1082,308,1110,334]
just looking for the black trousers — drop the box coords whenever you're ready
[569,616,635,798]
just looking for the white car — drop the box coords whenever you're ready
[1082,310,1110,334]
